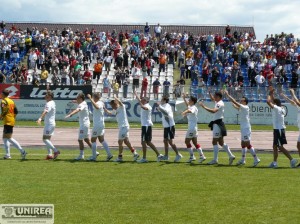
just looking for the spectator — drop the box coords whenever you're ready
[112,80,119,98]
[163,77,171,97]
[60,66,68,85]
[197,77,205,99]
[93,60,103,85]
[202,58,210,84]
[185,57,193,79]
[158,53,167,75]
[211,66,220,86]
[40,65,49,85]
[141,77,148,98]
[154,23,162,39]
[83,67,92,84]
[153,77,161,100]
[103,74,111,98]
[255,71,265,93]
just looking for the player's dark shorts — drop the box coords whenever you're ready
[164,126,175,140]
[273,129,287,146]
[141,126,152,142]
[3,125,13,134]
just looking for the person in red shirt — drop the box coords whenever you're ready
[74,39,81,56]
[140,77,148,98]
[83,68,92,84]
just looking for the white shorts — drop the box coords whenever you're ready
[186,127,198,138]
[43,124,55,136]
[212,124,221,138]
[118,126,129,140]
[78,125,90,140]
[92,126,105,137]
[241,127,251,141]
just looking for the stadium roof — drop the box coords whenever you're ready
[6,22,255,36]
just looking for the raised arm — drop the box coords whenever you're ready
[290,89,300,107]
[267,88,275,109]
[209,90,215,101]
[87,94,100,109]
[114,96,124,107]
[199,101,218,113]
[65,108,80,118]
[182,93,188,107]
[224,89,240,108]
[134,91,149,110]
[280,92,296,105]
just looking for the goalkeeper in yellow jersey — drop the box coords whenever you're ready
[1,90,27,159]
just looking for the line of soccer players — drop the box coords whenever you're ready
[1,86,299,168]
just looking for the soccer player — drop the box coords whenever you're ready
[134,91,163,163]
[224,90,260,166]
[181,93,206,163]
[281,89,300,161]
[65,92,92,160]
[104,96,139,162]
[156,96,182,162]
[1,90,27,159]
[267,87,298,168]
[86,93,113,161]
[37,90,60,160]
[199,91,235,165]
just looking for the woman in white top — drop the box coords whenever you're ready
[181,93,206,163]
[224,90,260,167]
[281,88,300,167]
[267,87,298,168]
[37,90,60,160]
[65,92,92,160]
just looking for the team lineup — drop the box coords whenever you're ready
[1,87,299,168]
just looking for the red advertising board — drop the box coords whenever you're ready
[0,84,21,99]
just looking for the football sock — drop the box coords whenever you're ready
[197,147,204,157]
[3,138,10,156]
[91,142,97,158]
[213,145,219,161]
[80,150,84,156]
[188,148,194,156]
[43,139,56,154]
[249,147,258,161]
[223,143,234,157]
[8,138,23,153]
[241,148,247,162]
[101,140,112,156]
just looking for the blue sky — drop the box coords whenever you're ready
[1,0,300,41]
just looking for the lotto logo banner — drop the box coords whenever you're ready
[0,204,54,224]
[20,85,92,100]
[0,84,20,99]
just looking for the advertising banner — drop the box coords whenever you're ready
[19,85,92,100]
[0,84,20,99]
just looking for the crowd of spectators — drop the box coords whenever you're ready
[0,20,300,99]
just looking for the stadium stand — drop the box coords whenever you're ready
[0,21,298,102]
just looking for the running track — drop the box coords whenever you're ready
[10,127,300,152]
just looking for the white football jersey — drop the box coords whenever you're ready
[77,101,90,127]
[140,103,153,126]
[92,101,105,128]
[214,100,224,121]
[187,105,198,129]
[159,103,175,128]
[272,105,286,129]
[239,104,250,129]
[116,105,129,128]
[44,100,56,126]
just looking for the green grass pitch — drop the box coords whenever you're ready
[1,149,300,224]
